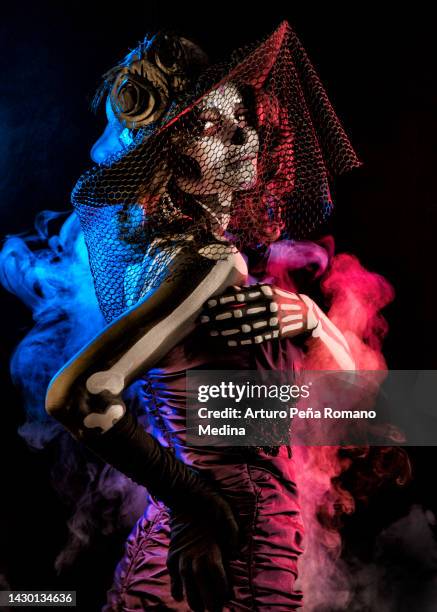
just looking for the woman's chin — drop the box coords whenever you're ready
[233,160,258,191]
[235,172,258,192]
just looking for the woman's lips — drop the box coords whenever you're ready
[226,155,256,170]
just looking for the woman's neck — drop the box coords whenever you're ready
[196,191,232,240]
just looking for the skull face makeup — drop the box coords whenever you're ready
[91,83,261,249]
[174,82,259,197]
[91,82,260,237]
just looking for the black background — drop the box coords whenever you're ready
[0,1,436,609]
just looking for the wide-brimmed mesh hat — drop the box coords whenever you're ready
[72,21,361,322]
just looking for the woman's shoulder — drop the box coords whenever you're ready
[245,237,333,293]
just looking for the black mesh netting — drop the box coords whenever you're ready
[72,21,361,322]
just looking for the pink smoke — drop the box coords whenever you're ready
[292,250,409,610]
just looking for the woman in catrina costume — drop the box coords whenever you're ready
[46,22,359,610]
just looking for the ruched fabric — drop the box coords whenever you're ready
[102,242,315,610]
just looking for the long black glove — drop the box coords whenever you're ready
[84,408,236,517]
[82,408,239,611]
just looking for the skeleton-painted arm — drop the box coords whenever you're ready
[201,283,356,371]
[45,242,244,611]
[45,243,247,439]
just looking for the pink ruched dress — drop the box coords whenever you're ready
[102,242,316,611]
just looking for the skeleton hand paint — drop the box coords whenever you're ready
[200,283,320,347]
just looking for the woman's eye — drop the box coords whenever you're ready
[235,108,248,124]
[201,119,221,135]
[198,108,222,135]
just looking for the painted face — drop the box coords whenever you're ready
[91,82,259,204]
[175,82,259,197]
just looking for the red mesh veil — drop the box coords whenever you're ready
[72,21,361,322]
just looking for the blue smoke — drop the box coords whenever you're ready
[1,211,103,439]
[0,210,146,569]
